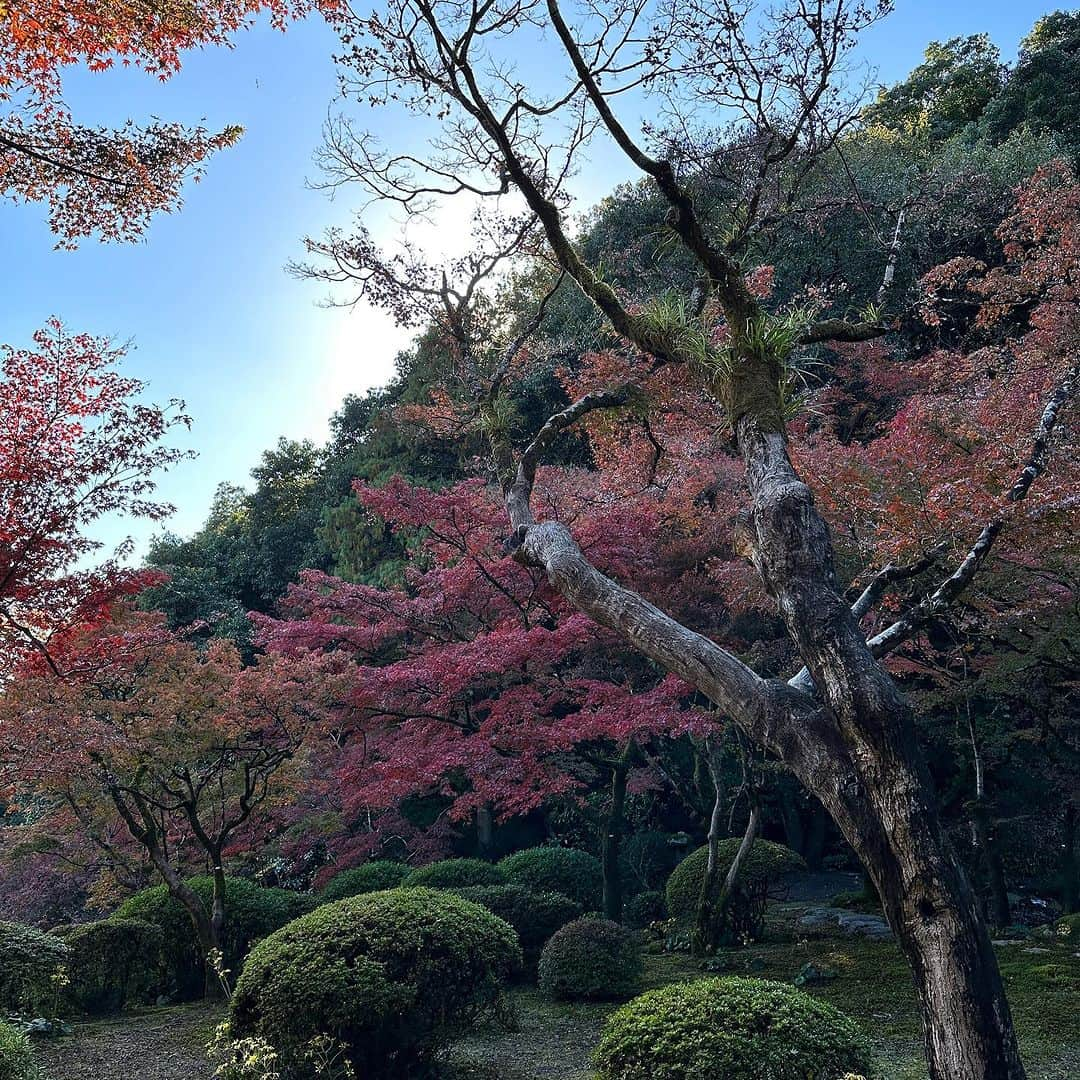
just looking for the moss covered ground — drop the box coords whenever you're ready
[29,908,1080,1079]
[448,910,1080,1080]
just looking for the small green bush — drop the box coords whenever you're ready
[0,922,69,1017]
[50,919,163,1014]
[115,877,314,999]
[0,1020,38,1080]
[319,861,409,903]
[593,976,873,1079]
[454,884,582,964]
[499,847,604,909]
[666,840,805,940]
[666,840,805,921]
[230,887,520,1077]
[625,891,667,930]
[401,858,506,890]
[537,917,642,1000]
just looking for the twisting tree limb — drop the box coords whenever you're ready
[867,363,1078,660]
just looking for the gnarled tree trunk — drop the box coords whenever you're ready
[735,417,1024,1080]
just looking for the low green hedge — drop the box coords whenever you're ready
[593,976,873,1079]
[319,861,410,903]
[537,917,642,1000]
[402,858,506,889]
[115,877,313,999]
[0,1020,38,1080]
[0,922,69,1017]
[499,847,604,909]
[229,887,521,1077]
[454,884,582,965]
[50,919,163,1014]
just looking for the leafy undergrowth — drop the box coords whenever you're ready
[27,928,1080,1080]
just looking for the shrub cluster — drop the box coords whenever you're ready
[666,840,805,940]
[229,887,520,1077]
[401,858,506,889]
[115,877,313,999]
[0,922,69,1017]
[0,1020,38,1080]
[499,847,604,909]
[666,840,805,922]
[319,861,409,903]
[537,917,643,1000]
[593,976,873,1080]
[454,884,582,965]
[49,919,163,1014]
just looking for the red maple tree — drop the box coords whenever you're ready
[1,0,335,243]
[0,320,191,675]
[1,606,343,991]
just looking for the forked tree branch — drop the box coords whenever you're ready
[869,362,1077,658]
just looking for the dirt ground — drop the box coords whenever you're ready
[34,1003,223,1080]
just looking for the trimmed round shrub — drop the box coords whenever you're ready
[537,917,643,1000]
[593,976,873,1080]
[0,1020,38,1080]
[625,890,667,930]
[454,884,582,964]
[402,858,506,890]
[499,847,604,909]
[666,840,805,939]
[50,919,163,1014]
[320,861,409,903]
[230,887,521,1077]
[0,922,69,1016]
[115,877,314,1000]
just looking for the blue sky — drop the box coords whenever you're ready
[1,0,1060,557]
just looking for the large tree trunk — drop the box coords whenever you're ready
[149,850,223,1000]
[736,418,1025,1079]
[475,803,495,859]
[206,857,229,999]
[514,507,1025,1078]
